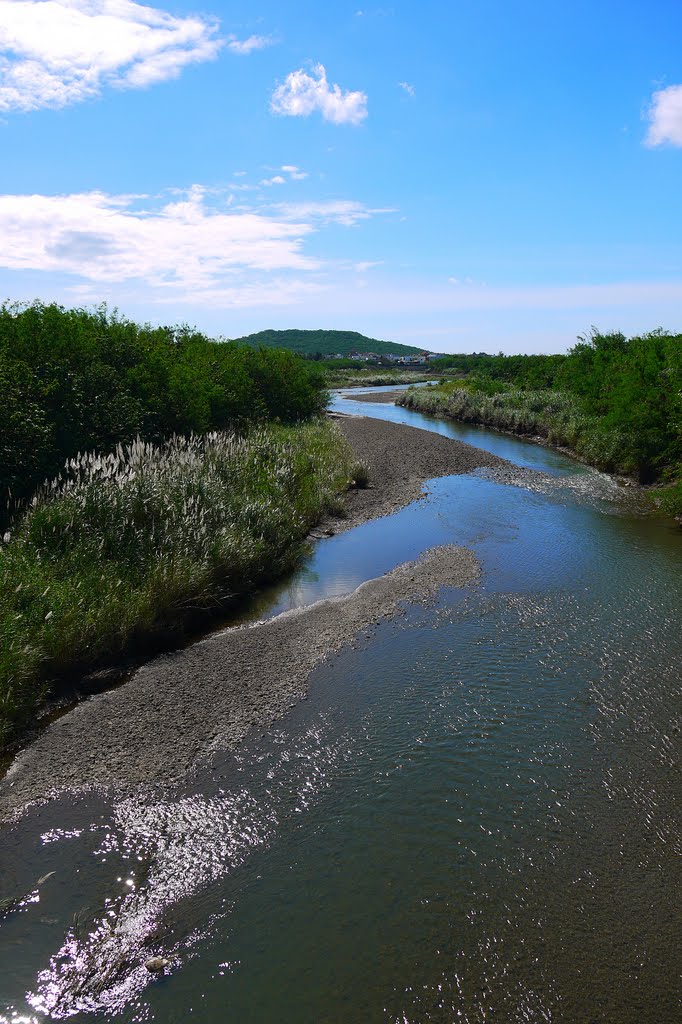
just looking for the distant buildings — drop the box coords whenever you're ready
[344,350,436,365]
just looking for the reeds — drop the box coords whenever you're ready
[0,420,354,745]
[398,385,633,474]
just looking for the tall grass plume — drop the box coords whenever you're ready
[0,420,354,746]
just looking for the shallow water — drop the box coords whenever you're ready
[1,391,681,1022]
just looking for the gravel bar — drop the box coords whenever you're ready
[0,415,506,820]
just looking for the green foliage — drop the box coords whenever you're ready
[326,368,435,387]
[0,420,355,746]
[430,352,565,388]
[232,328,423,357]
[654,481,682,520]
[319,358,366,369]
[407,330,681,487]
[0,302,329,513]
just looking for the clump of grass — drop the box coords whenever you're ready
[0,420,354,746]
[653,480,682,521]
[350,461,370,489]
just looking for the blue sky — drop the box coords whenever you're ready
[1,0,681,353]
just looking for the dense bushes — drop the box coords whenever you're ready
[0,302,328,511]
[0,420,354,745]
[408,331,681,493]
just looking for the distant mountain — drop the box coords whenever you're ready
[231,329,423,357]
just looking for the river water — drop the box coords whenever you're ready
[1,388,681,1023]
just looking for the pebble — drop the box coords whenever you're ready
[145,956,170,973]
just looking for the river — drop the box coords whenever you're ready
[1,387,681,1023]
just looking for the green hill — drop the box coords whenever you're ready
[231,329,423,357]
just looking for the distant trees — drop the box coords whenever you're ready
[430,330,682,485]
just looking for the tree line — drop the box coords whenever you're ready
[432,330,682,484]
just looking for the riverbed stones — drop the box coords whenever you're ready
[144,956,169,973]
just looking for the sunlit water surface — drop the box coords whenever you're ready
[1,387,681,1023]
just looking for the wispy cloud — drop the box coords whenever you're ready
[271,63,367,125]
[260,166,308,186]
[645,84,682,147]
[342,279,682,314]
[0,185,390,305]
[226,34,273,55]
[281,164,308,180]
[0,0,224,113]
[272,200,395,226]
[399,81,414,97]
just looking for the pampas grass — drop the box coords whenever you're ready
[0,420,354,745]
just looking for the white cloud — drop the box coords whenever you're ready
[271,63,367,125]
[273,200,394,226]
[226,34,273,55]
[0,186,314,288]
[0,0,222,112]
[646,84,682,147]
[0,185,390,306]
[281,164,308,180]
[260,175,286,186]
[399,81,414,97]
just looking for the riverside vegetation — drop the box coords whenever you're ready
[401,330,682,515]
[0,302,329,511]
[0,304,358,746]
[325,367,438,388]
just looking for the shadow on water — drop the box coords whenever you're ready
[1,390,681,1023]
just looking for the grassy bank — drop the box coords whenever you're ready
[326,368,437,387]
[399,384,630,467]
[399,382,682,517]
[400,330,681,517]
[0,420,357,746]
